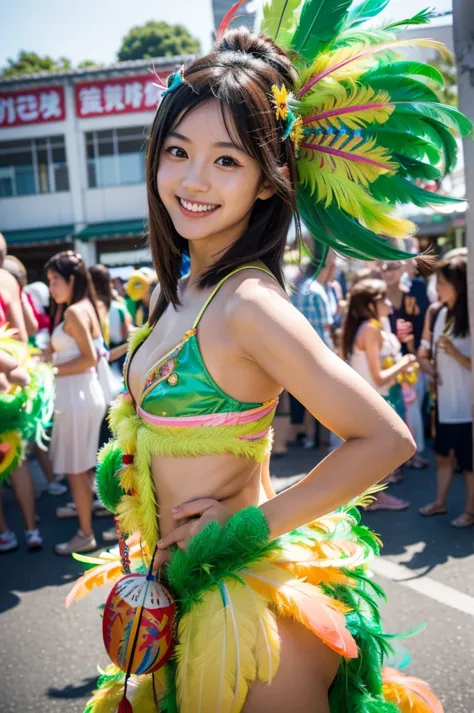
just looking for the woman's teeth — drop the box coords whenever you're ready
[179,198,218,213]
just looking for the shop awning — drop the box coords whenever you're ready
[4,224,74,247]
[75,219,146,241]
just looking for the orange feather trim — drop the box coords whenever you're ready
[382,667,444,713]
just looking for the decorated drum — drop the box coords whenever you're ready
[102,573,176,675]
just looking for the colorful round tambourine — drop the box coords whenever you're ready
[102,573,176,675]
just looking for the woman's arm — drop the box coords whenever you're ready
[2,270,28,342]
[21,292,39,337]
[229,281,416,539]
[54,307,98,377]
[363,322,415,387]
[438,336,472,371]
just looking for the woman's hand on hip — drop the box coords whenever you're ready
[156,498,231,554]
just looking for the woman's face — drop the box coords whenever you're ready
[47,269,73,305]
[375,295,392,319]
[436,272,457,307]
[157,100,275,247]
[378,261,404,287]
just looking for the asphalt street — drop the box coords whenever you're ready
[1,447,473,713]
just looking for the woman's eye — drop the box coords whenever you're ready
[166,146,187,158]
[216,155,239,168]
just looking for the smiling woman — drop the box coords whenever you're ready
[66,1,472,712]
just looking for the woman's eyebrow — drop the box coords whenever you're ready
[167,130,245,152]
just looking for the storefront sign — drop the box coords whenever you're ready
[0,86,66,128]
[75,73,170,119]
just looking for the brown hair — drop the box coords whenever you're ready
[146,27,300,326]
[89,264,113,310]
[45,251,101,329]
[342,279,387,361]
[438,255,469,337]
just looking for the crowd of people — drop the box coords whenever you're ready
[0,233,159,553]
[276,237,473,525]
[0,230,472,558]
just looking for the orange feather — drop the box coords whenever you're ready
[382,667,444,713]
[241,561,357,659]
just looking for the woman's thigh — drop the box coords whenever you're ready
[243,616,340,713]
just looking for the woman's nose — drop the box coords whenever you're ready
[181,163,210,193]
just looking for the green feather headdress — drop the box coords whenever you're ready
[219,0,472,267]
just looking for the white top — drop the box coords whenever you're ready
[433,307,472,424]
[52,322,105,364]
[350,323,400,397]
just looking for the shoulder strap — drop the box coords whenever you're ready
[192,265,276,329]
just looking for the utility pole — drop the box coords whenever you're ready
[452,0,474,450]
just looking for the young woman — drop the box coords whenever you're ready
[342,278,417,510]
[69,2,470,710]
[89,264,134,370]
[418,256,473,527]
[46,251,107,554]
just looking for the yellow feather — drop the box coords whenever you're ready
[241,580,280,684]
[118,463,136,493]
[299,39,451,88]
[176,579,263,713]
[130,671,166,712]
[302,85,394,130]
[298,152,415,239]
[116,493,142,536]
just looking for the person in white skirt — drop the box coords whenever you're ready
[418,255,474,528]
[46,251,107,554]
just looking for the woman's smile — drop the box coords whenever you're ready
[176,196,221,218]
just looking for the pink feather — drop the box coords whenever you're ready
[300,142,393,170]
[217,0,249,41]
[382,667,444,713]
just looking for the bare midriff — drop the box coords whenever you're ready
[151,453,266,538]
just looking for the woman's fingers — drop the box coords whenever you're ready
[152,547,171,574]
[172,498,218,519]
[158,523,194,549]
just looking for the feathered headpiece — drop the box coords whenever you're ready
[216,0,472,267]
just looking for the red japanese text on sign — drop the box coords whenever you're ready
[75,74,169,119]
[0,86,66,128]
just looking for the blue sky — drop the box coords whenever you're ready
[1,0,452,70]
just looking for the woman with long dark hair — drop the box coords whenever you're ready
[67,2,471,709]
[419,256,473,527]
[342,278,418,510]
[46,251,107,554]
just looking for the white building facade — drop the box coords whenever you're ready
[0,56,192,277]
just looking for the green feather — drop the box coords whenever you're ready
[297,188,416,262]
[393,153,441,181]
[362,60,444,86]
[367,75,441,104]
[290,0,352,60]
[371,174,465,207]
[423,119,459,175]
[394,101,473,137]
[346,0,391,28]
[95,439,125,513]
[261,0,303,43]
[372,128,439,163]
[385,8,436,31]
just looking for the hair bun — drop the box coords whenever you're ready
[216,27,296,86]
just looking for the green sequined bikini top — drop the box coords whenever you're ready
[122,265,279,461]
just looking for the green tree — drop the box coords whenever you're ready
[117,21,200,61]
[432,54,458,107]
[77,60,102,69]
[1,51,73,77]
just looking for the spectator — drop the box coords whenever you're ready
[343,278,418,510]
[418,256,473,527]
[46,251,107,554]
[379,259,431,468]
[0,234,43,551]
[289,250,335,448]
